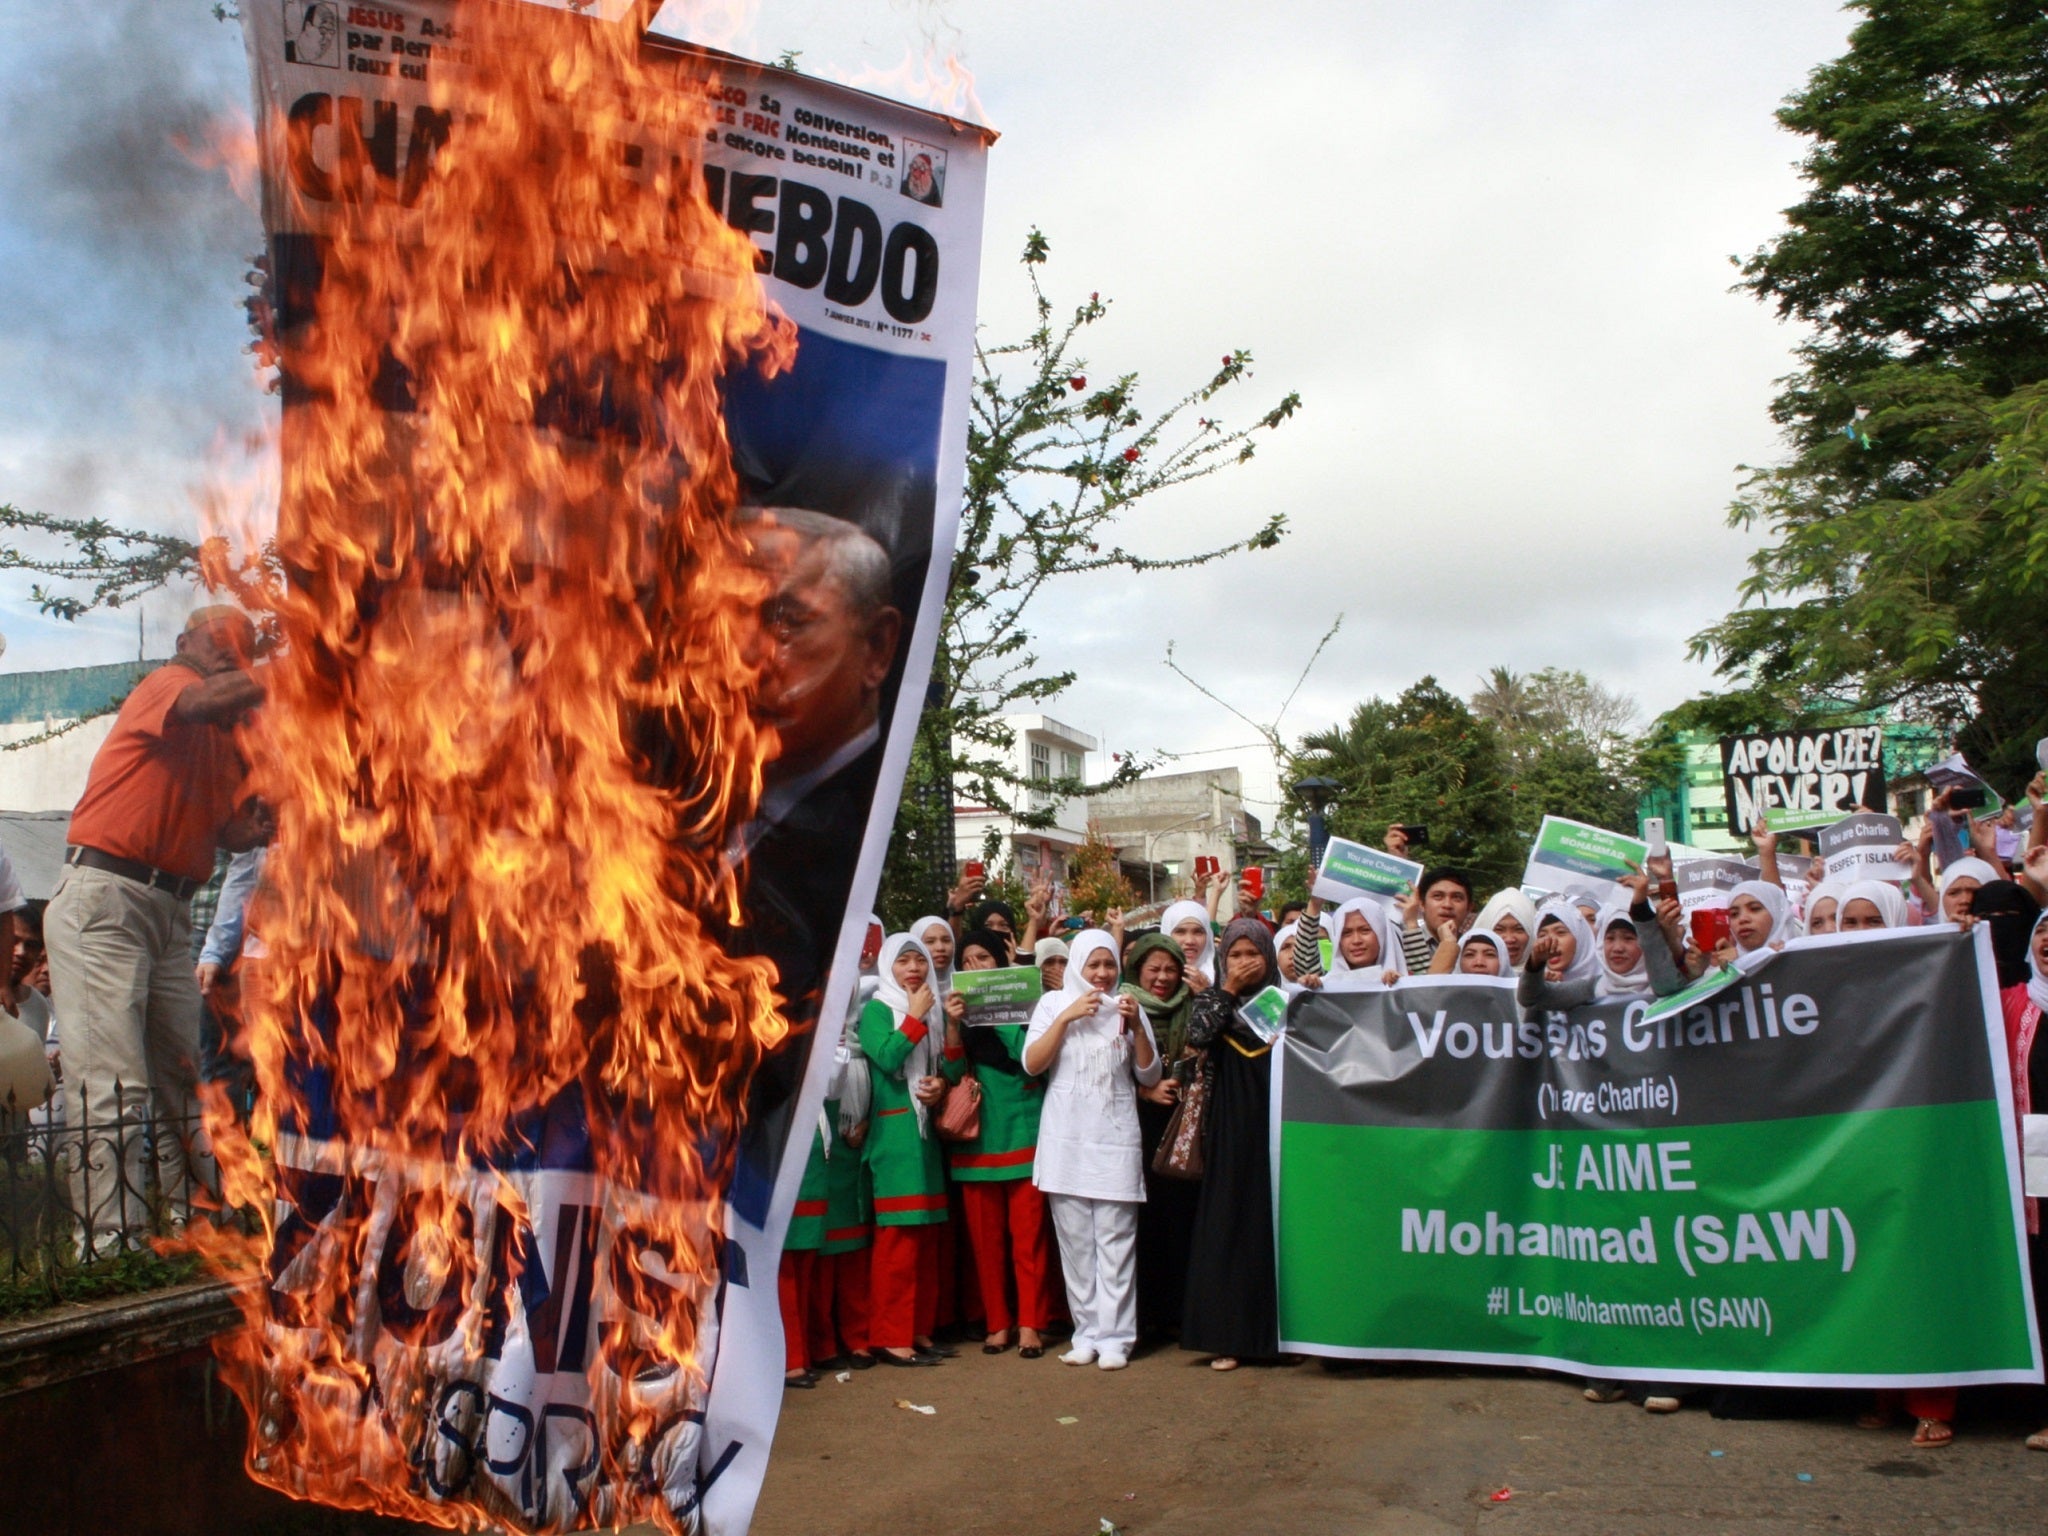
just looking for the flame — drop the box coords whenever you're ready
[193,5,795,1530]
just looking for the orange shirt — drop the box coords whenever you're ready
[67,664,247,882]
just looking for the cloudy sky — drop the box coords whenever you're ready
[0,0,1856,823]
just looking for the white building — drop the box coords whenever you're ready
[952,713,1098,883]
[0,661,158,813]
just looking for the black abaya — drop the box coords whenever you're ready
[1180,1029,1278,1359]
[1137,1094,1200,1337]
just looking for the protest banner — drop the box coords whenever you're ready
[1313,835,1423,906]
[950,965,1042,1026]
[236,7,991,1531]
[1717,726,1887,836]
[1672,857,1753,913]
[1522,817,1648,902]
[1274,931,2041,1385]
[1818,812,1908,882]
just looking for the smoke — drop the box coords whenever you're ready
[0,1,257,334]
[0,2,265,669]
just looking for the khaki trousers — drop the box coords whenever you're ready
[44,864,213,1254]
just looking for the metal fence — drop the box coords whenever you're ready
[0,1082,222,1314]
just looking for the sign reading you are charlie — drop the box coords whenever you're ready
[1717,727,1887,837]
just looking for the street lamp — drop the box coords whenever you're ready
[1291,775,1340,871]
[1142,811,1211,904]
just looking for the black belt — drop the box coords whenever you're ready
[65,845,202,902]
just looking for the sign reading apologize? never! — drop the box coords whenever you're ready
[1718,727,1887,837]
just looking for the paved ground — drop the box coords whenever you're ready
[752,1347,2048,1536]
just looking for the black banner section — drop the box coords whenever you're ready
[1281,931,1994,1133]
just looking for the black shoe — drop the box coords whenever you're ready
[813,1354,853,1372]
[876,1349,938,1367]
[846,1352,877,1370]
[784,1370,818,1389]
[917,1344,959,1359]
[1018,1345,1044,1360]
[982,1341,1012,1355]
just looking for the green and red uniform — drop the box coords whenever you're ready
[949,1024,1056,1333]
[858,993,965,1348]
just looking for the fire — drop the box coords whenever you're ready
[193,4,796,1530]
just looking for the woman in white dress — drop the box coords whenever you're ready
[1023,929,1161,1370]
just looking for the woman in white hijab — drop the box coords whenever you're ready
[1802,877,1855,936]
[1306,898,1405,991]
[1023,929,1161,1371]
[857,932,967,1365]
[911,914,957,995]
[1160,899,1218,991]
[1935,856,1999,925]
[1592,903,1652,1000]
[1470,889,1539,974]
[1294,897,1409,991]
[1455,929,1513,976]
[1838,880,1909,931]
[1720,879,1800,970]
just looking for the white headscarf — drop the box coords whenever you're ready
[1473,889,1539,973]
[1456,928,1512,976]
[1840,879,1909,931]
[1592,903,1650,999]
[2027,910,2048,1014]
[911,914,956,995]
[1535,900,1601,985]
[1323,898,1405,991]
[873,932,939,1137]
[1728,879,1800,970]
[1563,885,1603,922]
[1161,900,1217,985]
[1802,876,1854,933]
[1937,857,1998,901]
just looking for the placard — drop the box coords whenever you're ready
[1522,817,1648,904]
[1818,812,1908,882]
[949,965,1042,1026]
[1718,726,1887,836]
[1312,836,1424,907]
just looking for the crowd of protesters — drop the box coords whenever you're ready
[778,788,2048,1459]
[4,600,2046,1460]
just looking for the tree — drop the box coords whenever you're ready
[1695,0,2048,788]
[1289,679,1524,889]
[874,230,1302,926]
[1064,825,1138,925]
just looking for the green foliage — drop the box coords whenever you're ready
[0,504,200,622]
[876,231,1300,920]
[1065,826,1138,923]
[1289,672,1647,892]
[1698,1,2048,779]
[1291,679,1524,888]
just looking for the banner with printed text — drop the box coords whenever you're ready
[241,6,990,1532]
[1274,929,2040,1385]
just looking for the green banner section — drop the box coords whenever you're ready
[1278,1103,2035,1381]
[950,965,1042,1026]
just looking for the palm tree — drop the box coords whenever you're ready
[1470,667,1546,738]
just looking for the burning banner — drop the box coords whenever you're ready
[210,3,989,1531]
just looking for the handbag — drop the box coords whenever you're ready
[934,1073,983,1142]
[1151,1054,1210,1181]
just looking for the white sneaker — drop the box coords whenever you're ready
[1096,1351,1129,1371]
[1060,1346,1097,1367]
